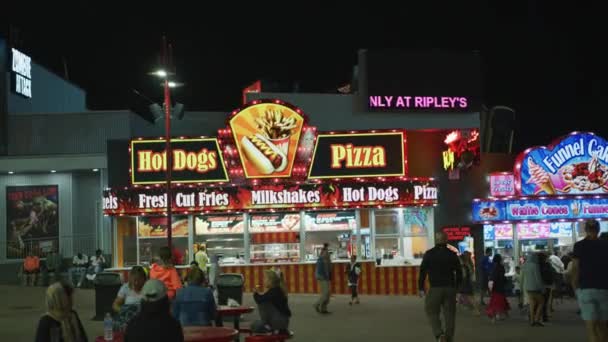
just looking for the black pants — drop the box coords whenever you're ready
[542,288,550,321]
[350,285,358,299]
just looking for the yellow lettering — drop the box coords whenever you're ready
[138,151,152,171]
[331,145,346,168]
[173,150,186,171]
[197,151,208,172]
[346,144,354,167]
[372,147,386,166]
[442,150,454,170]
[208,152,217,170]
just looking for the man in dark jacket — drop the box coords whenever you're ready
[419,232,463,342]
[125,279,184,342]
[314,245,332,314]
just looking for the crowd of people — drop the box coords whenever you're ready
[34,245,293,342]
[30,222,608,342]
[418,220,608,342]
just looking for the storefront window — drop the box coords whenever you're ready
[116,217,137,268]
[194,214,245,265]
[374,210,400,235]
[403,208,433,262]
[249,213,301,264]
[137,216,189,266]
[303,211,357,262]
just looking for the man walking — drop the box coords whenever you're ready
[570,220,608,342]
[419,232,462,342]
[314,244,332,314]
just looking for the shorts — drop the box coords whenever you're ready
[24,270,39,274]
[576,288,608,321]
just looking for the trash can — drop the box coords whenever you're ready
[217,273,244,306]
[93,272,122,320]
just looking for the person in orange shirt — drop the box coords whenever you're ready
[149,246,182,300]
[23,250,40,286]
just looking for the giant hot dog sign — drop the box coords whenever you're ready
[230,102,305,179]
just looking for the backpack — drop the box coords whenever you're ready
[540,262,554,285]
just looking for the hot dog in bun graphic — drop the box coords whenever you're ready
[241,134,288,174]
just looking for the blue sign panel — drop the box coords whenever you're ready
[516,132,608,196]
[472,197,608,222]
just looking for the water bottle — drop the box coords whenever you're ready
[103,312,113,341]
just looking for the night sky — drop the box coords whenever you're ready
[2,4,601,153]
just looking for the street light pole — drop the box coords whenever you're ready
[164,78,173,251]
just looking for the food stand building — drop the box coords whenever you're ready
[473,132,608,268]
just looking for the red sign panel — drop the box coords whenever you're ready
[441,226,472,241]
[102,180,438,215]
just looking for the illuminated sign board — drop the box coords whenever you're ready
[473,197,608,222]
[368,96,469,110]
[102,179,438,215]
[308,132,406,179]
[11,48,32,98]
[130,138,228,185]
[229,102,305,179]
[515,132,608,196]
[490,173,515,197]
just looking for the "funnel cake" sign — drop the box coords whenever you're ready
[515,132,608,195]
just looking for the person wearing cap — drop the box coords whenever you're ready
[125,279,184,342]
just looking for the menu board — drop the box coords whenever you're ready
[138,215,189,237]
[517,223,550,240]
[249,213,301,233]
[195,215,244,235]
[304,211,356,231]
[550,222,573,238]
[483,223,514,241]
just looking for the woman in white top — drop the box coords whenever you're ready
[112,266,147,331]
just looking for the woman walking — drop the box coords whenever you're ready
[486,254,511,322]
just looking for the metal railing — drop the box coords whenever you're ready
[2,234,98,261]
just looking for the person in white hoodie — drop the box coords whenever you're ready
[521,253,546,326]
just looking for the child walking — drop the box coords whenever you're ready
[346,255,361,305]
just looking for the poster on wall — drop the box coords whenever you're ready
[249,213,301,233]
[137,215,189,237]
[516,132,608,195]
[229,102,305,179]
[6,185,59,258]
[195,215,244,235]
[304,211,357,231]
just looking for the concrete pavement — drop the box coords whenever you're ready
[0,285,586,341]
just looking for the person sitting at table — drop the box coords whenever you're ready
[85,249,106,282]
[35,282,88,342]
[113,266,147,332]
[69,252,88,288]
[173,267,217,327]
[23,250,41,286]
[125,279,184,342]
[252,269,292,335]
[150,246,183,300]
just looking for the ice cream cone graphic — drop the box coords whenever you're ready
[571,201,580,216]
[527,157,556,195]
[540,180,556,195]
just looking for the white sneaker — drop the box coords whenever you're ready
[86,274,95,281]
